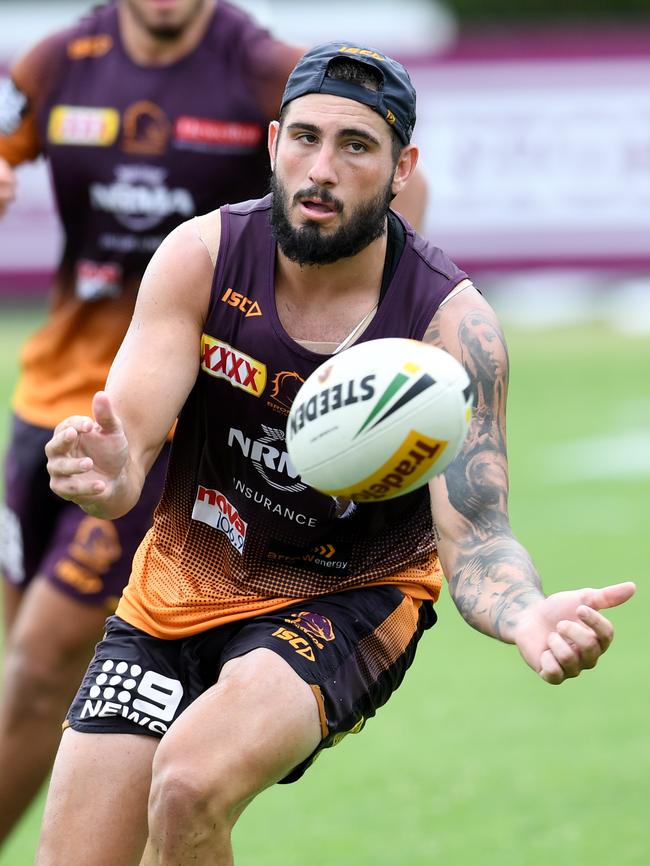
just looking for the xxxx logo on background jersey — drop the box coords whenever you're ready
[48,106,120,146]
[201,335,267,397]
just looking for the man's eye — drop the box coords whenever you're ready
[347,141,367,153]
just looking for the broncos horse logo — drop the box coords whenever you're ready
[269,370,305,411]
[287,611,336,642]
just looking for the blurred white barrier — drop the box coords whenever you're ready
[1,2,649,288]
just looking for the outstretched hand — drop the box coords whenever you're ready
[45,391,129,516]
[513,582,636,684]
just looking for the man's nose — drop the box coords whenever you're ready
[308,144,339,188]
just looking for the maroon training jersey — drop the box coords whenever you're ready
[118,196,468,637]
[0,1,302,425]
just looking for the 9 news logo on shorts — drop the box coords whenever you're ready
[79,660,183,734]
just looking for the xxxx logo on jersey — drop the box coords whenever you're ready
[355,361,436,438]
[201,335,267,396]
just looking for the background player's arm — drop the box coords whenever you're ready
[46,217,217,519]
[426,287,635,682]
[0,33,69,217]
[392,166,428,231]
[0,68,35,218]
[0,30,69,166]
[242,34,306,120]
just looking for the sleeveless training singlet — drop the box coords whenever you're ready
[117,196,468,638]
[0,1,302,426]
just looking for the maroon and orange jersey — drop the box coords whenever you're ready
[0,1,303,426]
[117,197,468,638]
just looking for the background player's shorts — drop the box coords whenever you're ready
[66,585,437,781]
[0,414,170,609]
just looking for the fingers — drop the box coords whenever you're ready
[540,607,616,684]
[583,582,636,612]
[46,418,94,457]
[48,458,107,501]
[48,448,107,498]
[46,394,122,462]
[50,473,107,502]
[538,649,564,685]
[92,391,123,435]
[49,454,94,477]
[46,418,100,498]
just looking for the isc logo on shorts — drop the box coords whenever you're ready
[79,660,183,734]
[201,335,267,397]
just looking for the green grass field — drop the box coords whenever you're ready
[0,302,648,866]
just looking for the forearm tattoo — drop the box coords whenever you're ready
[425,309,543,640]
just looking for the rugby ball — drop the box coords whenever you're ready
[286,337,473,502]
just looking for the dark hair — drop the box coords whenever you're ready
[325,57,403,165]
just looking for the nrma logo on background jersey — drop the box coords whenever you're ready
[192,486,247,553]
[229,425,307,494]
[90,163,195,231]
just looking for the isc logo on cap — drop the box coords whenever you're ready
[338,46,386,62]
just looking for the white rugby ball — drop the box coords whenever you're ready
[286,337,473,502]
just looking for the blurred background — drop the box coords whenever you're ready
[2,0,650,324]
[0,2,648,866]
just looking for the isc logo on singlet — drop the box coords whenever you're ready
[221,287,262,318]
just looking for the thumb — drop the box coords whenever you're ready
[582,582,636,612]
[92,391,123,435]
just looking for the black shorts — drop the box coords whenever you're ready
[1,414,169,608]
[66,585,437,782]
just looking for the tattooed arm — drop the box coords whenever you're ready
[426,286,635,683]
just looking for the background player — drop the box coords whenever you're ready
[39,42,634,866]
[0,0,422,848]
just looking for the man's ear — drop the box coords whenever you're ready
[391,143,419,197]
[268,120,280,171]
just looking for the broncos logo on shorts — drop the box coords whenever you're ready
[287,611,336,642]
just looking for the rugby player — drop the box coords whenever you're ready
[40,41,633,866]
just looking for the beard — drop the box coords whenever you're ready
[124,0,206,41]
[269,173,393,267]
